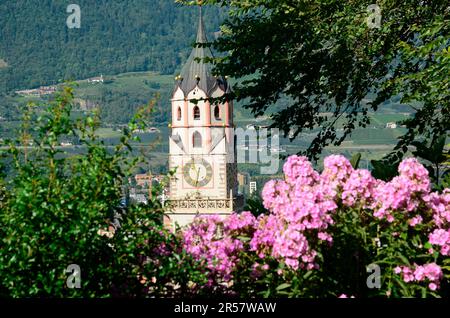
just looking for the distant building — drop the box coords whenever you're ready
[249,182,257,195]
[130,174,169,206]
[148,127,160,133]
[132,127,161,134]
[39,86,57,95]
[134,174,153,187]
[16,89,39,96]
[88,75,104,83]
[237,172,250,194]
[0,58,7,68]
[386,122,397,129]
[129,193,148,205]
[15,85,57,97]
[288,129,295,139]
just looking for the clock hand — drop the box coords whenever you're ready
[190,163,201,187]
[195,166,201,187]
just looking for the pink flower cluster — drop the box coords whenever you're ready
[425,190,450,256]
[251,155,343,270]
[394,263,443,291]
[321,155,354,188]
[371,158,431,222]
[342,169,377,208]
[182,212,256,282]
[182,155,449,284]
[429,229,450,256]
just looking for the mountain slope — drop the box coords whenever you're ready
[0,0,225,92]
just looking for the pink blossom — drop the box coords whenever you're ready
[338,294,355,298]
[408,215,423,227]
[371,158,432,222]
[424,191,450,228]
[182,212,257,282]
[342,169,376,208]
[322,155,354,185]
[181,155,449,289]
[396,263,443,290]
[428,228,450,256]
[429,229,450,247]
[283,155,319,186]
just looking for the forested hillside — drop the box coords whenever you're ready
[0,0,225,92]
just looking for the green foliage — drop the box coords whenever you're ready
[413,135,446,167]
[370,159,399,181]
[412,133,449,187]
[74,73,173,124]
[368,132,448,186]
[350,153,362,169]
[0,1,226,93]
[180,0,449,160]
[0,87,207,297]
[243,195,268,217]
[320,205,447,298]
[442,145,450,189]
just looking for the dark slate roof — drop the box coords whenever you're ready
[175,8,230,97]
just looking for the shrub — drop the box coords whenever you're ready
[182,155,450,298]
[0,87,207,297]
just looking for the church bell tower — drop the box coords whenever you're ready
[167,7,242,227]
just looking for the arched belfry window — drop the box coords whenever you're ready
[214,105,221,120]
[193,106,200,120]
[177,107,182,121]
[193,131,202,148]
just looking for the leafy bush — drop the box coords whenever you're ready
[0,87,207,297]
[182,155,450,298]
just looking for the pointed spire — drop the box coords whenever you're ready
[176,4,229,96]
[196,5,207,44]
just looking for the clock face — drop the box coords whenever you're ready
[183,158,213,188]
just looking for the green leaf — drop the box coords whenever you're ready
[371,160,399,181]
[397,254,411,266]
[350,153,362,169]
[393,276,410,297]
[303,271,313,279]
[237,236,251,242]
[276,283,291,291]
